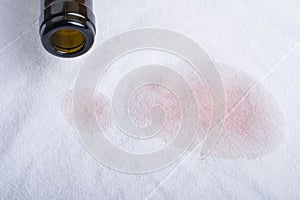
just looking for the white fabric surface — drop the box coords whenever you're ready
[0,0,300,199]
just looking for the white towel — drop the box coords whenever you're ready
[0,0,299,199]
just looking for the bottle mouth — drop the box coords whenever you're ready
[39,0,96,58]
[50,28,86,54]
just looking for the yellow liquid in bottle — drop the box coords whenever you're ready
[50,29,86,54]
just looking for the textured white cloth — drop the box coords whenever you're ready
[0,0,300,199]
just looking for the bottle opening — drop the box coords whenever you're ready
[50,29,86,54]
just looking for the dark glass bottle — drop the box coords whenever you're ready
[39,0,96,58]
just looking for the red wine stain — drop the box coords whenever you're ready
[61,64,283,160]
[61,90,112,132]
[193,66,283,159]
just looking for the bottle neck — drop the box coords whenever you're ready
[39,0,96,57]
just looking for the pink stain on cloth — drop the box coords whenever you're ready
[61,65,283,160]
